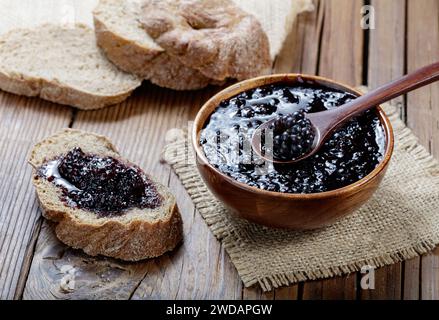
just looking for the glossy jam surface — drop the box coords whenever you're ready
[200,83,386,194]
[38,148,162,216]
[270,109,315,160]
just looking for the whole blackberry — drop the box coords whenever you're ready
[270,110,315,160]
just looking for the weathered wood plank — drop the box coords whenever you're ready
[360,266,402,300]
[303,276,357,300]
[360,0,405,300]
[302,280,323,299]
[318,0,364,85]
[243,0,324,299]
[368,0,406,117]
[23,220,151,300]
[403,258,420,300]
[406,0,439,300]
[322,275,357,299]
[13,216,42,299]
[0,94,72,299]
[273,0,323,74]
[242,287,274,300]
[421,247,439,300]
[302,0,364,300]
[273,285,299,300]
[406,0,439,155]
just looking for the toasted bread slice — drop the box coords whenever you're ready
[29,129,182,261]
[0,24,141,110]
[93,0,211,90]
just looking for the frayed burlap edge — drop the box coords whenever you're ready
[162,97,439,291]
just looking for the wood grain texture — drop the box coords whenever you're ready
[273,0,323,75]
[360,266,402,300]
[322,275,357,300]
[0,93,72,299]
[302,276,358,300]
[406,0,439,156]
[369,0,406,117]
[406,0,439,300]
[273,285,299,300]
[361,0,405,300]
[403,258,420,300]
[318,0,364,84]
[421,247,439,300]
[242,287,274,300]
[23,221,150,300]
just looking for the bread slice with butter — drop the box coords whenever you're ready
[29,129,183,261]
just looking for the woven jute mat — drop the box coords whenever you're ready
[162,95,439,291]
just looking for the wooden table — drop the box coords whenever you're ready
[0,0,438,300]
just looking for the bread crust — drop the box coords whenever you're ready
[0,24,141,110]
[140,0,271,81]
[0,69,136,110]
[29,129,183,261]
[39,197,182,261]
[93,3,211,90]
[93,17,161,78]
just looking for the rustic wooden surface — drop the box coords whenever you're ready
[0,0,438,300]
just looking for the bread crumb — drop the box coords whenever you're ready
[59,264,76,293]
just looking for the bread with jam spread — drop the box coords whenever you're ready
[29,129,183,261]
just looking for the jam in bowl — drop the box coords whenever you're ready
[192,74,394,229]
[200,82,385,193]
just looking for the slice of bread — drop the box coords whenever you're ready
[93,0,211,90]
[0,24,141,110]
[29,129,183,261]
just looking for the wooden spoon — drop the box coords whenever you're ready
[252,61,439,164]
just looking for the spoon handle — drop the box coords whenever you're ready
[324,61,439,128]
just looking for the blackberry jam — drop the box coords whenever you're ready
[200,83,386,194]
[270,110,315,160]
[37,148,162,216]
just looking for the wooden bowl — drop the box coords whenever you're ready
[192,74,394,229]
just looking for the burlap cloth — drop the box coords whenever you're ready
[162,99,439,291]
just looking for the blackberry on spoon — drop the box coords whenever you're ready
[270,110,316,161]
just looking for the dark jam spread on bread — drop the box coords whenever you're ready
[37,147,162,216]
[200,82,386,194]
